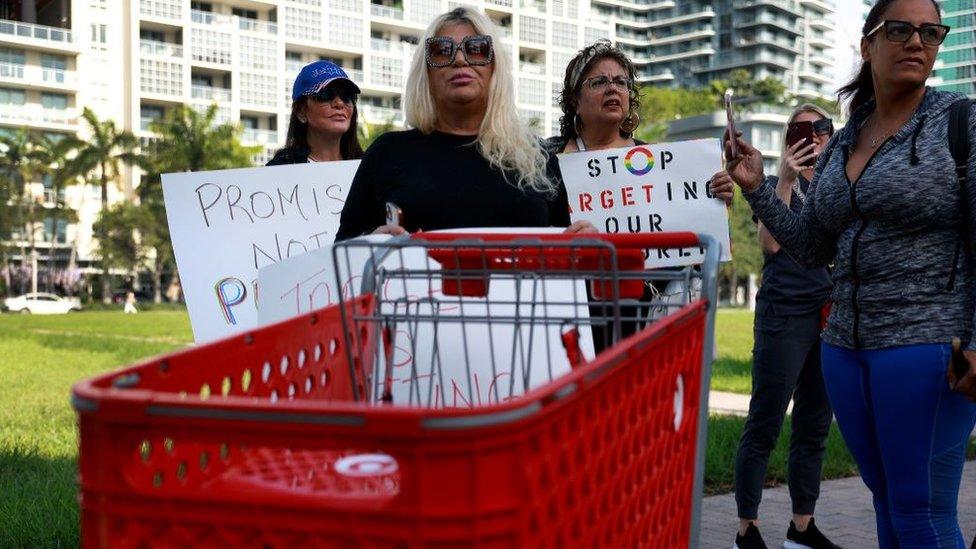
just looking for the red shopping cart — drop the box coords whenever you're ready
[72,232,719,548]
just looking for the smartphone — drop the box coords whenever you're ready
[786,121,815,149]
[724,89,737,158]
[952,338,969,381]
[385,202,403,227]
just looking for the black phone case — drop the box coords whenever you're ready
[951,338,969,380]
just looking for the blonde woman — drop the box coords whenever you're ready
[336,6,591,240]
[732,104,837,549]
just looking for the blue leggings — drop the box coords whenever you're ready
[822,343,976,548]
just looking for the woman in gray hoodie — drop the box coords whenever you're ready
[724,0,976,546]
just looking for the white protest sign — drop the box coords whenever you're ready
[258,228,595,408]
[163,161,359,342]
[558,139,731,267]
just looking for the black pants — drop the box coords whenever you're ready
[734,305,833,519]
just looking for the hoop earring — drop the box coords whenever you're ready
[620,110,640,136]
[298,117,308,124]
[573,113,583,134]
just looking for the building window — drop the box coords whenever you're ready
[240,36,277,71]
[519,15,546,44]
[0,47,25,65]
[285,6,322,42]
[328,15,363,48]
[140,59,183,96]
[518,78,546,106]
[232,8,258,20]
[0,88,25,105]
[41,93,68,110]
[552,21,577,48]
[190,28,232,65]
[91,24,108,48]
[240,73,278,107]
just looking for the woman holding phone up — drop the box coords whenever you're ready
[731,105,838,549]
[724,0,976,545]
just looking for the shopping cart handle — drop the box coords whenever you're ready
[411,231,704,250]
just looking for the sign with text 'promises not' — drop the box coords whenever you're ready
[163,161,359,342]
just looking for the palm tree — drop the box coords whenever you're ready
[32,134,83,293]
[140,104,258,302]
[73,108,141,302]
[0,128,50,291]
[74,107,141,210]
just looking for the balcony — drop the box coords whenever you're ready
[370,5,405,20]
[0,19,74,50]
[734,13,802,35]
[140,116,160,131]
[0,104,76,128]
[800,0,835,14]
[346,68,364,82]
[808,18,834,31]
[799,69,832,85]
[191,9,231,26]
[637,69,674,83]
[733,0,803,16]
[360,104,404,125]
[140,39,183,58]
[191,85,232,102]
[139,0,182,20]
[238,17,278,35]
[590,0,675,11]
[0,62,77,88]
[520,61,545,75]
[737,34,800,52]
[647,8,715,28]
[702,49,794,71]
[519,0,546,13]
[370,38,415,57]
[649,28,715,46]
[242,128,280,145]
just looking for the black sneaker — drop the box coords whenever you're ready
[784,518,841,549]
[733,523,768,549]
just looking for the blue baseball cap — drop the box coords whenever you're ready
[291,60,361,101]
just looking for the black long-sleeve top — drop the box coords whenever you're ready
[335,129,570,240]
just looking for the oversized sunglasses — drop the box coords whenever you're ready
[813,118,834,136]
[425,35,494,68]
[865,20,950,46]
[310,85,357,104]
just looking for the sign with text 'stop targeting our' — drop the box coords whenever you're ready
[557,139,731,267]
[162,161,359,343]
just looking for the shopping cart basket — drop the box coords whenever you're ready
[72,232,719,548]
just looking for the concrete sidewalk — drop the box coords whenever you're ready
[699,460,976,548]
[704,390,976,547]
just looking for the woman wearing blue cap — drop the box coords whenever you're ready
[267,60,364,165]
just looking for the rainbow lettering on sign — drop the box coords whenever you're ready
[215,277,248,325]
[624,146,655,176]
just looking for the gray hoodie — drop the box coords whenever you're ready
[744,88,976,351]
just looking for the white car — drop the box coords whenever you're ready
[3,292,82,314]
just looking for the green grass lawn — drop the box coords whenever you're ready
[0,308,845,545]
[713,308,755,394]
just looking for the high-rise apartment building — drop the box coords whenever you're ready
[933,0,975,97]
[1,0,837,275]
[590,0,836,98]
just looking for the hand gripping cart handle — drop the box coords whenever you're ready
[72,232,719,548]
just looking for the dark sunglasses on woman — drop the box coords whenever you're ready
[311,85,357,104]
[813,118,834,136]
[425,34,494,68]
[865,20,951,46]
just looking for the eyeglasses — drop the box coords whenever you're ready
[310,86,357,104]
[425,35,494,68]
[583,75,631,91]
[865,20,951,46]
[813,118,834,136]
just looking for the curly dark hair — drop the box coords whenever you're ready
[558,40,642,141]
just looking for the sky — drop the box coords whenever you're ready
[832,2,867,91]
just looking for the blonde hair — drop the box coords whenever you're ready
[783,103,832,150]
[404,7,552,194]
